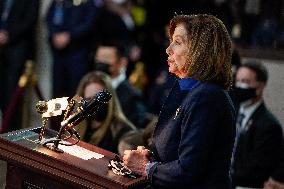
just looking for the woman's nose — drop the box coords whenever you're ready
[166,44,172,55]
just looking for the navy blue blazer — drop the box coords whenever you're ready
[46,0,97,52]
[148,80,236,189]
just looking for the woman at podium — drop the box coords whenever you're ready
[123,14,236,189]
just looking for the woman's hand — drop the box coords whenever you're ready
[123,146,150,176]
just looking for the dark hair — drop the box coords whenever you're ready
[96,40,126,58]
[241,61,268,83]
[168,14,233,89]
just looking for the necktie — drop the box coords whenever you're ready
[230,113,245,174]
[237,113,245,129]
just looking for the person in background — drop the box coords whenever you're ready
[118,113,158,156]
[0,0,39,131]
[92,0,136,47]
[232,61,283,188]
[46,0,98,98]
[76,71,136,153]
[94,41,147,128]
[123,14,236,188]
[118,130,144,156]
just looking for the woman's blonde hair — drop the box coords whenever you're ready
[168,14,233,89]
[76,71,136,145]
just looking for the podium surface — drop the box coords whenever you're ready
[0,127,147,189]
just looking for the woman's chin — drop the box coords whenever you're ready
[169,68,181,78]
[168,67,176,75]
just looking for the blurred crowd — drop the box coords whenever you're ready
[0,0,283,188]
[1,0,284,124]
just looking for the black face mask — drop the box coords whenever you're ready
[233,87,257,104]
[94,61,111,75]
[91,104,109,122]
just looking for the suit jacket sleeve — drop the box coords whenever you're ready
[148,89,225,187]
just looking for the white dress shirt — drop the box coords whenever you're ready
[238,100,262,130]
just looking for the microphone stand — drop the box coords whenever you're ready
[38,97,82,152]
[38,90,111,153]
[40,125,65,153]
[41,113,83,153]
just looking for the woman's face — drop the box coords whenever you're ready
[84,82,105,99]
[166,23,189,78]
[84,82,109,123]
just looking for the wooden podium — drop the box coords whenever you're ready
[0,127,147,189]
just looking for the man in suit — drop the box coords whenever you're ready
[46,0,98,99]
[232,61,283,188]
[0,0,39,131]
[94,42,146,128]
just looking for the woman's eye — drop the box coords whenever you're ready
[174,40,181,45]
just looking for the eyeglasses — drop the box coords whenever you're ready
[108,155,141,179]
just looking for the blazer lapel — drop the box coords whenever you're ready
[243,102,265,132]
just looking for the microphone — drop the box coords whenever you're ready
[61,90,112,128]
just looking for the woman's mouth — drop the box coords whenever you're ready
[167,59,174,65]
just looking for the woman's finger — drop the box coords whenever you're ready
[123,149,132,156]
[137,146,146,151]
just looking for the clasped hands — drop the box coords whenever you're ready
[52,32,70,49]
[123,146,150,177]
